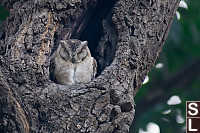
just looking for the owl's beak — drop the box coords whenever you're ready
[72,57,81,63]
[72,58,76,63]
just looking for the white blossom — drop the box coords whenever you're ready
[167,95,182,105]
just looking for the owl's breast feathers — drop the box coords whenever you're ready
[53,55,96,85]
[54,56,75,85]
[74,56,96,83]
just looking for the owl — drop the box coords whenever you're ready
[50,39,97,85]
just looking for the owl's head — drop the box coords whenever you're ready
[58,39,90,63]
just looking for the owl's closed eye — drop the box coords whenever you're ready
[78,47,88,61]
[59,46,70,61]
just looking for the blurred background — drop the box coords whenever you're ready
[0,0,199,133]
[131,0,200,133]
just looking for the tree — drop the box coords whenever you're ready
[0,0,180,132]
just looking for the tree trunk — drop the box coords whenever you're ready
[0,0,180,133]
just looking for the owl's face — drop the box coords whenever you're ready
[59,39,89,63]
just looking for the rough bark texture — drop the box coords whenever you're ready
[0,0,179,133]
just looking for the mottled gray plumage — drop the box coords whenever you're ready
[50,39,97,85]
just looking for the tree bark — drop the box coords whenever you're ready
[0,0,180,133]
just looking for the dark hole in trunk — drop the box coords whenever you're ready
[50,0,117,82]
[79,0,117,75]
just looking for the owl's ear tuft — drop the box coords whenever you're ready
[81,41,88,46]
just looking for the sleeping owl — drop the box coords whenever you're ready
[50,39,97,85]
